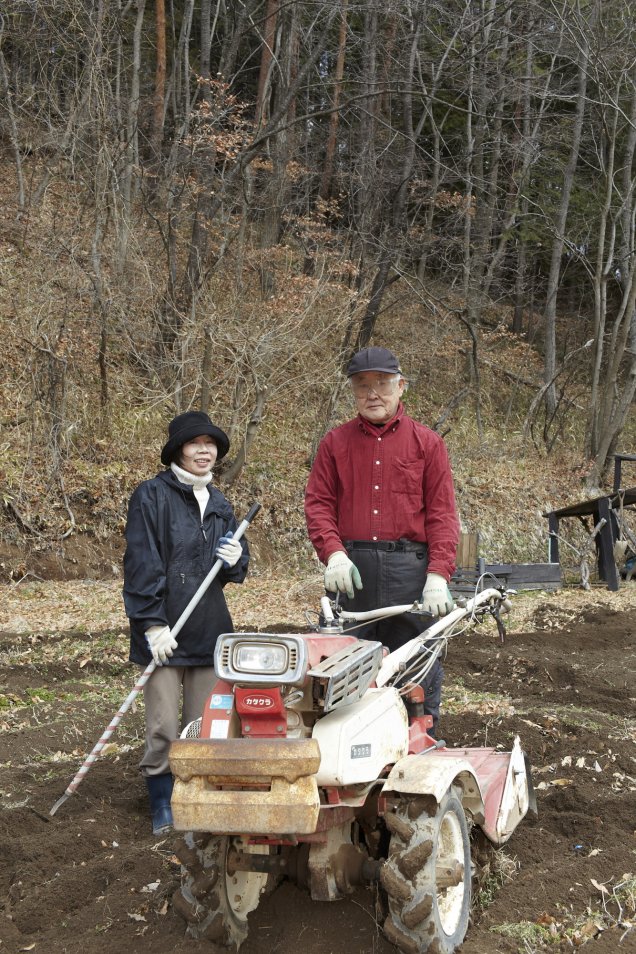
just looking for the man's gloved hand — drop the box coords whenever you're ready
[215,534,243,568]
[421,572,455,617]
[146,625,178,666]
[324,551,363,599]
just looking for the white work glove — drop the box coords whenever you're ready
[146,624,178,666]
[324,551,363,599]
[215,534,243,568]
[421,572,455,617]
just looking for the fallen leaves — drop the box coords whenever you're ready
[573,918,604,942]
[533,752,608,789]
[536,777,573,790]
[591,878,609,894]
[140,881,160,893]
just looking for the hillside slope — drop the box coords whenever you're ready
[1,159,634,584]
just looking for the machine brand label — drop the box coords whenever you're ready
[351,744,372,759]
[243,695,275,708]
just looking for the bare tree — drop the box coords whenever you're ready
[150,0,167,166]
[584,53,636,487]
[542,3,591,418]
[320,0,348,201]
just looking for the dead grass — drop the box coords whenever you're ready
[491,882,636,952]
[1,573,636,635]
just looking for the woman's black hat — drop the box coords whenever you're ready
[161,411,230,465]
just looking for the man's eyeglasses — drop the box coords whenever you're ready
[350,376,400,397]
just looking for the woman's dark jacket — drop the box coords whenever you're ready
[123,470,249,667]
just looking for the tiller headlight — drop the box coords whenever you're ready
[215,633,308,686]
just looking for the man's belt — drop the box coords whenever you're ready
[344,539,426,552]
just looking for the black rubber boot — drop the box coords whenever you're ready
[145,773,174,835]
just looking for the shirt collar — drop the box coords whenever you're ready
[357,402,404,436]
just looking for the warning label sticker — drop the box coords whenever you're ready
[209,694,233,710]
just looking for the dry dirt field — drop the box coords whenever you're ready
[0,574,635,954]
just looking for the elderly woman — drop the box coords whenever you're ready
[123,410,249,834]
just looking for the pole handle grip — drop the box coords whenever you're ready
[244,502,261,524]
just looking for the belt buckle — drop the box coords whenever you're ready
[386,541,397,552]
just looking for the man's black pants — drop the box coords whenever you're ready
[332,540,444,736]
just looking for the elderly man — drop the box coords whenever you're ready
[304,346,459,736]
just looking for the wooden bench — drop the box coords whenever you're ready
[543,487,636,592]
[450,532,561,596]
[480,561,561,591]
[542,457,636,591]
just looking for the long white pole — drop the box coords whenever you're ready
[49,503,261,815]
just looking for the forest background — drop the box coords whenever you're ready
[1,0,636,583]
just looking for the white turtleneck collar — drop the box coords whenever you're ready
[171,461,212,490]
[170,462,212,519]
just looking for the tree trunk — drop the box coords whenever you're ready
[200,0,223,88]
[117,0,146,271]
[352,11,421,349]
[166,0,195,151]
[255,0,279,128]
[220,388,268,485]
[219,2,248,80]
[151,0,167,167]
[586,101,619,458]
[320,0,348,201]
[543,28,589,417]
[0,47,25,209]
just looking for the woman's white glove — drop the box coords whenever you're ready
[324,551,363,599]
[421,572,455,617]
[146,625,178,665]
[215,534,243,568]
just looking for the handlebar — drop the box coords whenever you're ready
[317,587,512,688]
[373,587,509,687]
[336,586,508,624]
[338,602,419,622]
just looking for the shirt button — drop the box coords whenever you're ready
[373,509,378,514]
[375,460,380,465]
[372,536,378,541]
[377,437,382,441]
[374,485,379,490]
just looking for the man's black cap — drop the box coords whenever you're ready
[346,346,402,377]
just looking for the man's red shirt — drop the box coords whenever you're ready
[304,403,459,581]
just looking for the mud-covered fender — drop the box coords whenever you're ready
[381,754,485,822]
[382,738,533,846]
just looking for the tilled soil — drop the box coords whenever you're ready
[0,587,635,954]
